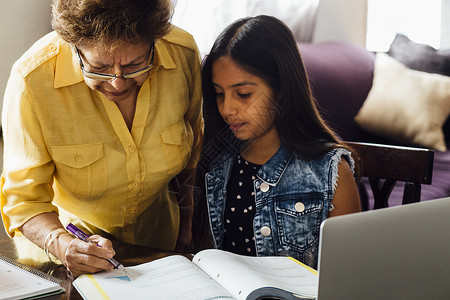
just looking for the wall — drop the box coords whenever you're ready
[0,0,53,124]
[442,0,450,48]
[313,0,367,47]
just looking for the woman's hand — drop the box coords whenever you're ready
[63,235,116,277]
[19,212,118,278]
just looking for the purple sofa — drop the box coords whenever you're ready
[298,41,450,209]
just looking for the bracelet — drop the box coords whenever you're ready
[43,228,58,252]
[43,228,69,263]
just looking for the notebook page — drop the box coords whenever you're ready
[0,256,64,300]
[74,254,233,300]
[193,249,318,299]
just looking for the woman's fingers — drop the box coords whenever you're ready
[88,234,114,252]
[64,238,115,277]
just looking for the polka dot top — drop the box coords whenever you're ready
[223,155,261,256]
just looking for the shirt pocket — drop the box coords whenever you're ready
[274,193,323,251]
[160,121,194,175]
[51,142,107,197]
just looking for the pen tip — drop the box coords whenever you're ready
[117,264,127,273]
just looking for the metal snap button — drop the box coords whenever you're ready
[260,226,271,236]
[295,202,305,213]
[260,182,270,192]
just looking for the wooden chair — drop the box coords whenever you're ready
[346,142,434,210]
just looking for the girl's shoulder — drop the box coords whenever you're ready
[325,147,356,176]
[290,147,355,174]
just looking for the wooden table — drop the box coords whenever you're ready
[0,236,185,299]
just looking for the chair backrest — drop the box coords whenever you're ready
[346,141,434,210]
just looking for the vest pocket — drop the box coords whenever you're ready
[51,142,107,197]
[274,193,323,251]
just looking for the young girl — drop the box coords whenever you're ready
[195,15,361,269]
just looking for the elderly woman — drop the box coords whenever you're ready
[1,0,202,277]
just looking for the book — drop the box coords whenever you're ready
[0,254,65,300]
[73,248,318,300]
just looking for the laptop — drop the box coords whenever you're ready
[316,197,450,300]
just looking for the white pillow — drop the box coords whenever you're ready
[354,52,450,152]
[171,0,319,58]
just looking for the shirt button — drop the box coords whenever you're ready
[260,182,270,192]
[181,133,186,141]
[295,202,305,213]
[260,226,271,236]
[128,209,137,214]
[75,154,83,163]
[129,146,136,153]
[50,45,57,52]
[133,180,139,187]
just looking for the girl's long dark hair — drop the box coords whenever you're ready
[192,15,356,251]
[202,15,350,162]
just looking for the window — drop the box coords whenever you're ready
[366,0,442,51]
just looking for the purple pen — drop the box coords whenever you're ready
[66,223,125,271]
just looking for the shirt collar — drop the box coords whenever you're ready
[207,144,292,186]
[54,39,176,89]
[54,42,84,88]
[257,145,292,185]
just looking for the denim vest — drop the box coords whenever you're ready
[205,145,354,268]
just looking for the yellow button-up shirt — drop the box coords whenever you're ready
[1,26,203,250]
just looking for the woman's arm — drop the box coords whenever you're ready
[19,212,117,277]
[328,159,361,217]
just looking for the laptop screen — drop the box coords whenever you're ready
[316,197,450,300]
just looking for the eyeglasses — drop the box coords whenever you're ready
[75,43,155,81]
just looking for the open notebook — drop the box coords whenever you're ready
[0,254,64,300]
[317,196,450,300]
[73,249,318,300]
